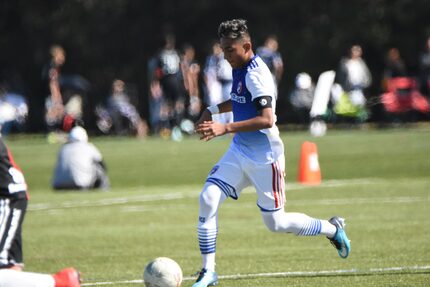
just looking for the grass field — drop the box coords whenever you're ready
[5,127,430,286]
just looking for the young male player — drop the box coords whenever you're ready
[193,19,350,287]
[0,136,80,287]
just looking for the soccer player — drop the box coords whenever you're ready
[0,136,80,287]
[193,19,350,287]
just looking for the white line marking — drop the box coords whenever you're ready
[28,178,429,212]
[28,193,187,211]
[81,265,430,286]
[118,195,429,213]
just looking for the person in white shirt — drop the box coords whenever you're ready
[52,126,109,190]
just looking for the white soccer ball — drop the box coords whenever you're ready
[310,120,327,137]
[143,257,183,287]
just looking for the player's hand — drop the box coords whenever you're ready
[195,109,212,128]
[196,121,227,141]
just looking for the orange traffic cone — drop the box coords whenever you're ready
[297,141,321,185]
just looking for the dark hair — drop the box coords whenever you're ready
[218,19,250,40]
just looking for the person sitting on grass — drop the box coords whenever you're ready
[52,126,110,191]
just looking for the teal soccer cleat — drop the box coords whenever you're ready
[328,216,351,258]
[192,269,218,287]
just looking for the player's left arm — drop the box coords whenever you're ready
[227,98,274,131]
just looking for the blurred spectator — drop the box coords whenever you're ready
[0,83,28,135]
[180,44,202,121]
[333,45,371,122]
[289,73,314,123]
[337,45,372,93]
[147,54,170,135]
[52,126,110,191]
[155,34,185,135]
[42,45,87,139]
[382,48,408,91]
[381,77,430,120]
[256,35,284,93]
[95,79,148,137]
[380,46,430,121]
[203,41,233,124]
[419,37,430,96]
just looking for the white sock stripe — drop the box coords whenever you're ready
[298,219,322,236]
[299,220,311,235]
[198,231,218,235]
[198,228,218,232]
[198,236,217,241]
[311,220,322,235]
[198,229,218,235]
[199,244,216,249]
[198,235,217,240]
[198,237,218,241]
[198,227,218,254]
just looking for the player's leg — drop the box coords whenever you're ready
[0,267,80,287]
[197,182,227,272]
[194,182,226,287]
[261,209,336,237]
[0,197,27,270]
[194,149,249,287]
[0,269,55,287]
[251,158,350,258]
[0,197,80,287]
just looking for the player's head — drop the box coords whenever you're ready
[218,19,253,69]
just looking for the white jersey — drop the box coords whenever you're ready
[230,55,284,164]
[53,141,103,188]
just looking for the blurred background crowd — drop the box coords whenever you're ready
[1,0,430,139]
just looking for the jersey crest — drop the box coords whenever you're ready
[237,81,243,94]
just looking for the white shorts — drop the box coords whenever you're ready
[206,145,285,212]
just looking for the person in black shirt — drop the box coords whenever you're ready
[0,137,81,286]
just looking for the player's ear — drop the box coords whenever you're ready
[243,41,252,53]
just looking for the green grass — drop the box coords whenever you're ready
[5,127,430,286]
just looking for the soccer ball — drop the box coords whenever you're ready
[143,257,183,287]
[310,120,327,137]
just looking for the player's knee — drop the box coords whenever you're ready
[199,183,223,208]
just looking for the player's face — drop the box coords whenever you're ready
[220,37,250,69]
